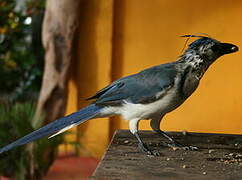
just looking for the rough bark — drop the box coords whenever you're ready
[34,0,82,125]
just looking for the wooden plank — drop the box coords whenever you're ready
[91,130,242,179]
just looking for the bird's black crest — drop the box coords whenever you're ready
[180,33,213,53]
[181,33,211,39]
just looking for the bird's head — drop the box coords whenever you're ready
[182,34,239,63]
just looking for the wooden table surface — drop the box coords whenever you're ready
[91,130,242,180]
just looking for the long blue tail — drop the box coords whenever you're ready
[0,104,102,154]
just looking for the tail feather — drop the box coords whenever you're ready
[48,124,76,139]
[0,104,101,154]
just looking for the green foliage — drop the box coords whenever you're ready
[0,1,81,179]
[0,0,44,101]
[0,102,63,179]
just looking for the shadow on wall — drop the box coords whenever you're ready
[74,1,100,139]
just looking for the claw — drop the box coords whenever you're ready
[187,146,198,151]
[151,150,160,156]
[138,143,160,156]
[154,130,198,151]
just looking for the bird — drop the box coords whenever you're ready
[0,35,239,155]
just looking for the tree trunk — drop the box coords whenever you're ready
[34,0,82,125]
[32,1,82,176]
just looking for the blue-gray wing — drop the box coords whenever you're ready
[87,63,178,105]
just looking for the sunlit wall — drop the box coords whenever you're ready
[64,0,242,157]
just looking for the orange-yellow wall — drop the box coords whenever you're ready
[65,0,242,157]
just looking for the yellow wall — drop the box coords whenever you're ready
[65,0,242,157]
[63,0,113,157]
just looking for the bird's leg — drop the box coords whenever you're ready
[156,130,197,150]
[129,119,160,156]
[150,117,198,150]
[134,132,152,154]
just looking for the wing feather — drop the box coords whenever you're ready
[87,63,178,105]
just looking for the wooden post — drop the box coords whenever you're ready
[92,130,242,179]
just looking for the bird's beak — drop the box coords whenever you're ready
[220,43,239,54]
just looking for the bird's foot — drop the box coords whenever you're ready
[138,142,160,156]
[167,142,198,151]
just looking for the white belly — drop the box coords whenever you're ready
[100,86,183,121]
[121,87,182,120]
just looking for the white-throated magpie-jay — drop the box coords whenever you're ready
[0,35,239,155]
